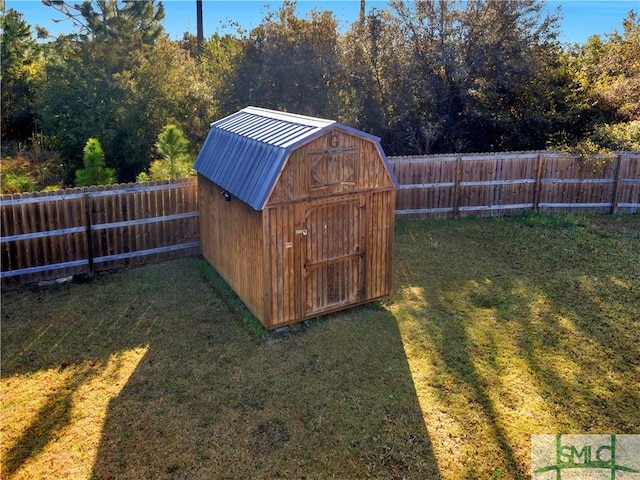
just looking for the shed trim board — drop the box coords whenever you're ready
[195,107,397,329]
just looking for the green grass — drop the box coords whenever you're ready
[2,213,639,479]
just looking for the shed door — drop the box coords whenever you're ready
[302,197,365,316]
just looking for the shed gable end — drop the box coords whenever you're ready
[267,129,396,205]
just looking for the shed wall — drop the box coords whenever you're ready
[264,203,299,326]
[263,189,395,328]
[198,175,267,322]
[364,189,396,299]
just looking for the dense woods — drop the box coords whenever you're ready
[1,0,639,192]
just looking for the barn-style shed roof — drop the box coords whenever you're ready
[194,106,397,211]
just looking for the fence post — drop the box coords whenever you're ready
[610,154,624,214]
[453,155,462,219]
[533,152,545,213]
[83,189,95,276]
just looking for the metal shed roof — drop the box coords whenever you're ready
[194,106,396,211]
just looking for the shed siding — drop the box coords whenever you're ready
[267,129,395,205]
[264,203,299,326]
[198,175,266,321]
[364,189,396,299]
[261,191,395,329]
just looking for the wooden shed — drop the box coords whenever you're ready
[194,107,398,329]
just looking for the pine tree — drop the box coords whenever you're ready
[75,138,116,186]
[138,125,194,181]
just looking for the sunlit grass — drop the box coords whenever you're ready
[1,347,147,479]
[390,213,640,479]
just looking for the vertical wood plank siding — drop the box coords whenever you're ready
[392,152,639,218]
[364,189,395,300]
[269,130,395,203]
[1,178,199,285]
[198,175,266,322]
[264,204,297,325]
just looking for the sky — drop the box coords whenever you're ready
[4,0,639,45]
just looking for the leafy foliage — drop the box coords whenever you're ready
[0,9,43,141]
[42,0,165,44]
[0,144,63,194]
[1,0,638,192]
[559,11,640,152]
[223,0,342,118]
[340,0,563,154]
[75,138,115,186]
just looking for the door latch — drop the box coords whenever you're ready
[295,229,308,236]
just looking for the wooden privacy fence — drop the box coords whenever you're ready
[1,177,199,284]
[2,152,639,284]
[391,151,640,218]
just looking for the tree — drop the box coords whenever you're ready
[223,0,342,118]
[457,0,562,151]
[198,33,242,116]
[113,37,215,179]
[589,11,640,122]
[1,9,43,141]
[75,137,116,186]
[558,11,640,152]
[340,0,561,154]
[339,9,400,139]
[37,0,177,182]
[42,0,164,44]
[137,124,194,181]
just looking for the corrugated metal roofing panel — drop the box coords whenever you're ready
[214,106,334,148]
[194,127,288,211]
[194,106,398,211]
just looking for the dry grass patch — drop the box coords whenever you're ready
[2,348,147,479]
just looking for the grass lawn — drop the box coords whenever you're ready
[2,213,639,479]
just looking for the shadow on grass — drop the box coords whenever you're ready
[1,257,441,479]
[390,215,640,478]
[3,369,80,477]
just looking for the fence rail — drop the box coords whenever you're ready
[1,177,199,284]
[2,152,639,284]
[390,151,640,218]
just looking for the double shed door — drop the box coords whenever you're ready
[299,195,366,317]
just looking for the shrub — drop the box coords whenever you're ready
[75,138,116,187]
[137,124,194,181]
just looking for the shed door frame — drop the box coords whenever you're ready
[299,194,366,317]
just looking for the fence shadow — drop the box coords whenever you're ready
[1,257,441,479]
